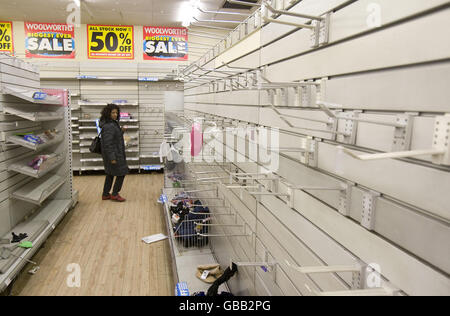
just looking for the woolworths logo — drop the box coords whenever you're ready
[172,121,280,172]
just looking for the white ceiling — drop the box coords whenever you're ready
[0,0,256,27]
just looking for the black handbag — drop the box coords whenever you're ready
[89,135,101,154]
[89,120,102,154]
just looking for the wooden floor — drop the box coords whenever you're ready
[11,173,175,296]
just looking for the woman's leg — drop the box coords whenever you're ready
[112,175,125,196]
[103,174,114,196]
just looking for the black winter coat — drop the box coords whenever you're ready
[100,119,129,176]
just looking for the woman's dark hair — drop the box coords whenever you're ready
[100,104,121,122]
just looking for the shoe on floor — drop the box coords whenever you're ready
[102,194,111,200]
[111,194,126,202]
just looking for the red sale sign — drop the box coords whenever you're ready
[143,26,188,61]
[25,22,75,59]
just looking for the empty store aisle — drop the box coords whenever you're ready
[11,173,174,296]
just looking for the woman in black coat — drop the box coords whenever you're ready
[99,104,128,202]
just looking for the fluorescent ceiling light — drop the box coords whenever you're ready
[74,0,80,7]
[179,0,200,27]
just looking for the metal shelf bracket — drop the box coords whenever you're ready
[260,1,330,48]
[337,115,450,165]
[361,190,381,231]
[231,249,277,276]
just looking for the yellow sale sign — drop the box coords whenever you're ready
[87,24,134,60]
[0,21,14,54]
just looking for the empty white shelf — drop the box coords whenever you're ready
[78,101,138,107]
[140,154,160,158]
[120,119,139,123]
[78,120,98,123]
[6,132,64,151]
[80,158,104,162]
[11,173,66,205]
[79,142,138,151]
[77,76,137,81]
[78,119,138,123]
[78,125,138,131]
[80,166,105,171]
[32,198,73,230]
[79,141,93,147]
[80,125,137,129]
[8,154,65,178]
[79,133,137,140]
[79,133,100,140]
[2,86,63,105]
[3,106,64,122]
[80,157,139,162]
[0,120,40,131]
[79,165,140,171]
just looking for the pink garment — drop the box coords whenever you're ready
[191,122,203,157]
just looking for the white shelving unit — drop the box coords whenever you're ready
[37,61,182,173]
[0,55,76,293]
[38,61,81,172]
[73,62,142,174]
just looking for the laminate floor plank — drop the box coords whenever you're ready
[12,173,174,296]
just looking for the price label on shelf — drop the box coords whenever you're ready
[32,91,47,100]
[87,24,134,60]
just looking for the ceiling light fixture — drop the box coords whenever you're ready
[74,0,80,7]
[179,0,200,27]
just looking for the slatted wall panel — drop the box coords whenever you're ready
[183,0,450,296]
[138,81,183,165]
